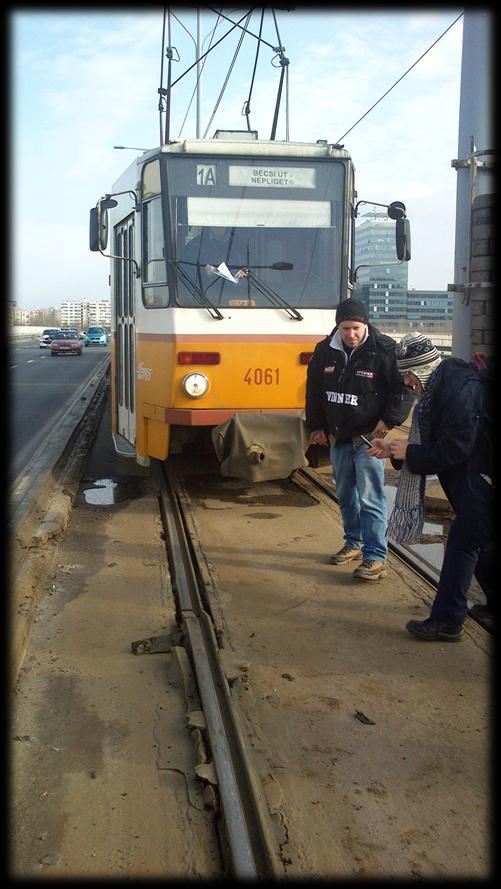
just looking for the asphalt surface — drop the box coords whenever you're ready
[9,341,110,484]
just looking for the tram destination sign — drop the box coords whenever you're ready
[229,165,316,188]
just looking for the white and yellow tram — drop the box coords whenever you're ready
[90,133,408,465]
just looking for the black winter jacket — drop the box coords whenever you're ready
[305,324,413,441]
[398,357,494,546]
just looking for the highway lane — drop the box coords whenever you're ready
[9,341,111,486]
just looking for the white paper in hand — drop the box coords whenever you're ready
[214,261,239,284]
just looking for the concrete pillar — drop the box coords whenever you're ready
[451,11,494,359]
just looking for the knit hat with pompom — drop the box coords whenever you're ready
[395,332,441,387]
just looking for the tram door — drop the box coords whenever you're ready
[114,215,136,446]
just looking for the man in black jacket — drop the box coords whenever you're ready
[369,333,494,640]
[305,298,413,580]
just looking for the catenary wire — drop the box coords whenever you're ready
[203,11,252,138]
[175,9,223,138]
[336,12,464,144]
[243,9,264,131]
[168,10,252,91]
[203,6,277,51]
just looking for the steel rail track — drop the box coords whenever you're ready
[297,468,492,635]
[151,459,283,879]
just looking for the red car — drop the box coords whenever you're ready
[50,330,83,356]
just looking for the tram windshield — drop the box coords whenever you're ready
[164,155,346,310]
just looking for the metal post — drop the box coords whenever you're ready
[196,8,201,138]
[285,62,289,141]
[451,11,493,359]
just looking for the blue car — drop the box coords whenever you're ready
[84,325,109,346]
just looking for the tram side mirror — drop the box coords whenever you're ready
[89,197,118,252]
[89,208,100,252]
[396,218,411,261]
[387,200,406,221]
[387,201,411,262]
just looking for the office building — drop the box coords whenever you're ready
[354,210,452,330]
[354,210,408,326]
[406,289,454,329]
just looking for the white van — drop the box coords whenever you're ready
[39,328,61,348]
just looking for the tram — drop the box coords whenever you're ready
[90,133,410,465]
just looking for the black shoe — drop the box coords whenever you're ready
[406,618,464,642]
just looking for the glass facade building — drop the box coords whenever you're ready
[354,210,452,329]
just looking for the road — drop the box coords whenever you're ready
[9,341,111,485]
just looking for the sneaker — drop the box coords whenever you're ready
[352,560,386,580]
[329,544,363,565]
[406,618,464,642]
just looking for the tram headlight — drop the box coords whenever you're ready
[182,372,209,399]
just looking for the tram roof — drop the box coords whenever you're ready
[112,138,352,192]
[159,138,352,160]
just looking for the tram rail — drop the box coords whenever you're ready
[151,459,284,879]
[149,449,490,875]
[298,467,492,635]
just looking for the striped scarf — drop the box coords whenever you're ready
[386,365,441,544]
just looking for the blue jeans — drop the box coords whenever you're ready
[430,518,494,625]
[330,441,387,563]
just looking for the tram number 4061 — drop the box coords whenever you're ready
[244,368,280,385]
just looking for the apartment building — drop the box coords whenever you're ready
[60,300,111,328]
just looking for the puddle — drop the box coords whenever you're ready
[79,478,147,506]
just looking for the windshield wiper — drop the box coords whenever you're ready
[173,261,225,320]
[247,268,303,321]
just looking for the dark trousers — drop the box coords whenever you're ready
[430,517,494,625]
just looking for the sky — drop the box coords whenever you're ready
[11,6,469,310]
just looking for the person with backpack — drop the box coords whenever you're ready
[368,333,494,641]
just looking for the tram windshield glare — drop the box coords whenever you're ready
[161,155,346,310]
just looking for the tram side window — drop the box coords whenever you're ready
[142,197,169,308]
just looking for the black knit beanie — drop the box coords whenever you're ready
[336,298,368,325]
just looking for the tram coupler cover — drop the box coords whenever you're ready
[212,412,309,482]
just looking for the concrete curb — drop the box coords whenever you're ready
[11,363,111,686]
[10,355,111,538]
[30,490,74,546]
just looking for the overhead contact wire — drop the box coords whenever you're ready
[336,11,464,143]
[243,9,264,131]
[203,11,252,139]
[168,10,252,91]
[175,9,222,138]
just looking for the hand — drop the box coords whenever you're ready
[389,438,408,460]
[370,420,390,439]
[311,429,328,446]
[235,268,249,279]
[367,437,391,459]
